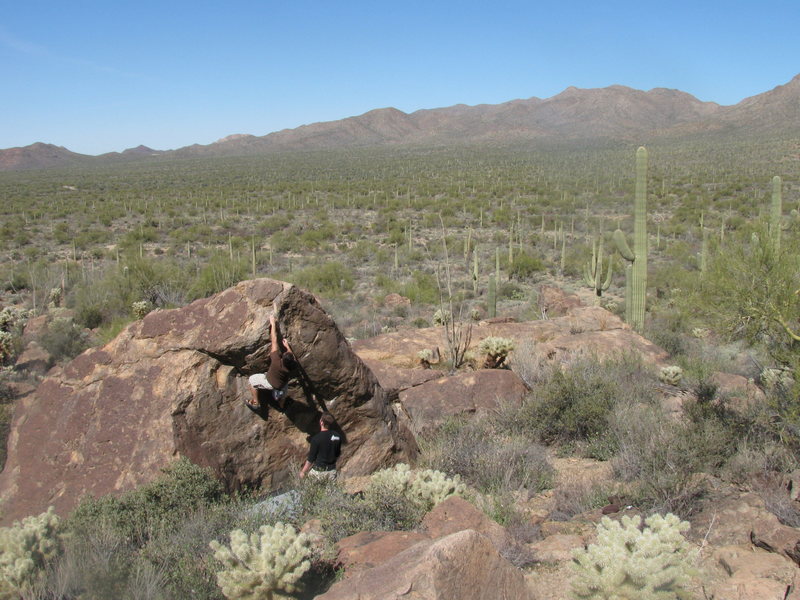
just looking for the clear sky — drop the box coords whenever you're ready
[1,0,797,155]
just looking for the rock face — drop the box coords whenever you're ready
[319,529,531,600]
[352,305,667,369]
[399,370,528,436]
[0,279,415,523]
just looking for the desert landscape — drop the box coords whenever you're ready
[1,4,800,597]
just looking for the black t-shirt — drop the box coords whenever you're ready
[307,429,342,469]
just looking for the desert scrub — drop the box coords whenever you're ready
[478,336,515,368]
[67,458,225,546]
[38,317,90,364]
[209,522,313,600]
[419,416,554,496]
[46,460,237,600]
[291,261,354,298]
[571,513,698,600]
[518,353,655,451]
[610,400,741,515]
[296,477,425,544]
[0,507,62,598]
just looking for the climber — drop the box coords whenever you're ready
[246,314,297,412]
[299,412,341,480]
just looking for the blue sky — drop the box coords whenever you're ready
[1,0,797,155]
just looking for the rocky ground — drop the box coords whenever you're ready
[2,280,798,599]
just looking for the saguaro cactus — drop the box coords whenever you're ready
[770,175,782,253]
[613,146,648,331]
[584,236,612,297]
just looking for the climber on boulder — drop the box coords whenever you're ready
[246,314,297,412]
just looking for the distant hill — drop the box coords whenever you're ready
[2,74,799,171]
[99,145,165,160]
[0,142,91,171]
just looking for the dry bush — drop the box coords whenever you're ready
[419,416,554,496]
[509,352,656,454]
[508,340,554,388]
[610,403,708,516]
[753,476,800,528]
[548,477,619,522]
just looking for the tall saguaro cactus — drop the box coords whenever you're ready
[584,236,612,297]
[613,146,648,331]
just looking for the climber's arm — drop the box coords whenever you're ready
[269,314,279,354]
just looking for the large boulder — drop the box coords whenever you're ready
[0,279,415,523]
[318,529,531,600]
[399,369,528,436]
[420,496,513,552]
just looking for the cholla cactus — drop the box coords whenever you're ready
[478,336,515,368]
[209,522,313,600]
[0,307,28,333]
[0,507,62,597]
[658,366,683,386]
[367,463,414,497]
[131,300,151,320]
[691,328,709,339]
[432,308,451,326]
[0,331,14,364]
[417,349,433,369]
[761,367,794,391]
[47,287,63,308]
[410,469,466,508]
[571,513,698,600]
[367,464,465,511]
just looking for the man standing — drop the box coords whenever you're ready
[246,314,297,412]
[299,413,341,480]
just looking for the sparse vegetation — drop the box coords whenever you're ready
[2,131,800,598]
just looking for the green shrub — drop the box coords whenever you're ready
[296,477,425,544]
[400,271,438,305]
[527,361,618,444]
[38,318,89,364]
[67,458,225,546]
[191,254,249,300]
[138,504,240,600]
[508,251,544,280]
[514,354,656,453]
[292,262,354,298]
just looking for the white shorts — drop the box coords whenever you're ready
[249,374,287,401]
[308,468,337,481]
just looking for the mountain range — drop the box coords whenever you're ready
[2,74,799,171]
